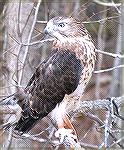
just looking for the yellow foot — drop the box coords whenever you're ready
[55,127,80,148]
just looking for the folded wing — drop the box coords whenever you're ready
[15,49,82,133]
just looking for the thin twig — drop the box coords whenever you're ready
[96,49,124,58]
[3,43,18,55]
[24,38,55,46]
[110,136,124,148]
[81,107,124,148]
[36,20,47,24]
[80,142,98,149]
[110,14,122,97]
[83,15,119,24]
[104,100,111,147]
[108,132,124,148]
[94,64,124,74]
[3,126,13,150]
[83,112,104,126]
[88,7,111,20]
[21,3,35,36]
[95,9,106,98]
[9,33,54,46]
[19,133,59,145]
[8,33,22,46]
[111,0,121,14]
[17,0,21,38]
[93,0,121,7]
[18,0,42,85]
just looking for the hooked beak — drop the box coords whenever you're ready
[44,27,49,35]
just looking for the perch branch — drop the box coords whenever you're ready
[1,96,124,148]
[1,96,123,115]
[69,96,124,116]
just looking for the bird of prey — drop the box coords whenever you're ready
[14,16,96,144]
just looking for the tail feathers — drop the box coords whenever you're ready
[14,107,49,133]
[14,116,39,133]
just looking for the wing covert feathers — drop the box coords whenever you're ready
[15,49,82,133]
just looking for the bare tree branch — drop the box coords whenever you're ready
[37,20,47,24]
[3,127,13,150]
[95,9,106,98]
[93,0,121,7]
[0,95,124,148]
[96,49,124,59]
[94,65,124,74]
[0,96,123,115]
[110,136,124,148]
[83,15,119,24]
[18,0,42,85]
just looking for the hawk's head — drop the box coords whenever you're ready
[44,16,88,41]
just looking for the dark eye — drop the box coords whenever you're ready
[58,22,65,27]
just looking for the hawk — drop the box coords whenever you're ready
[14,16,96,144]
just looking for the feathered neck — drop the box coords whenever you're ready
[52,36,96,62]
[53,35,91,49]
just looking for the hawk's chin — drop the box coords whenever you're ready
[48,32,65,41]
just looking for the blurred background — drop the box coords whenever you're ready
[0,0,124,149]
